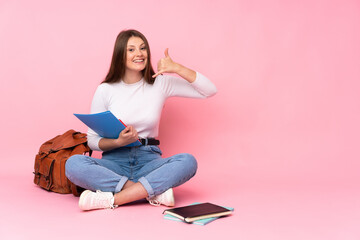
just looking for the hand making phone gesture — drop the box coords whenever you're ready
[152,48,196,83]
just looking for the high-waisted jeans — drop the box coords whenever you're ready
[65,145,197,198]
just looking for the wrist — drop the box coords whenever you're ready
[115,138,125,147]
[174,63,196,83]
[173,62,183,74]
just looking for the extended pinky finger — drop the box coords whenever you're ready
[152,72,162,78]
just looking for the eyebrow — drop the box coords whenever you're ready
[127,43,146,47]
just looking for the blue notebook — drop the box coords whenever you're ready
[163,203,234,225]
[74,111,142,147]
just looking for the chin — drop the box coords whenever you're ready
[136,65,147,72]
[137,67,146,72]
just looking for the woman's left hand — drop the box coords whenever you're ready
[152,48,179,78]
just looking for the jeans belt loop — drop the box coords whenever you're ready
[145,138,148,145]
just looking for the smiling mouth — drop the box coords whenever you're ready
[133,59,145,63]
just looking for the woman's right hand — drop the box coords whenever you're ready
[98,126,139,151]
[116,126,139,147]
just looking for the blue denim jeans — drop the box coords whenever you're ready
[65,145,197,198]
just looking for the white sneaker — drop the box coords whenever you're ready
[79,190,117,211]
[147,188,175,207]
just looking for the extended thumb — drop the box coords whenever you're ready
[164,48,169,57]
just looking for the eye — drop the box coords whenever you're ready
[128,48,134,52]
[141,47,146,50]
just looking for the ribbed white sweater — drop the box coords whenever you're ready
[87,72,217,151]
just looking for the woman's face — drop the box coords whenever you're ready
[125,36,148,73]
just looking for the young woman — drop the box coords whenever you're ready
[65,29,217,211]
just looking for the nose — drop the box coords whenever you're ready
[135,48,143,56]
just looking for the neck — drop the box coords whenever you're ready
[123,70,143,84]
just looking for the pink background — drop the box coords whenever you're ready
[1,0,359,239]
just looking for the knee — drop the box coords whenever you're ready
[179,153,198,174]
[65,154,84,177]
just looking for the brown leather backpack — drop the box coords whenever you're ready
[33,129,91,196]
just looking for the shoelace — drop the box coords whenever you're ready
[94,190,116,209]
[148,199,161,206]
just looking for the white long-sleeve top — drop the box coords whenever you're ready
[87,72,217,151]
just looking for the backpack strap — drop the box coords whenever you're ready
[50,130,88,151]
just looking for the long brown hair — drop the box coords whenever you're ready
[102,29,155,84]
